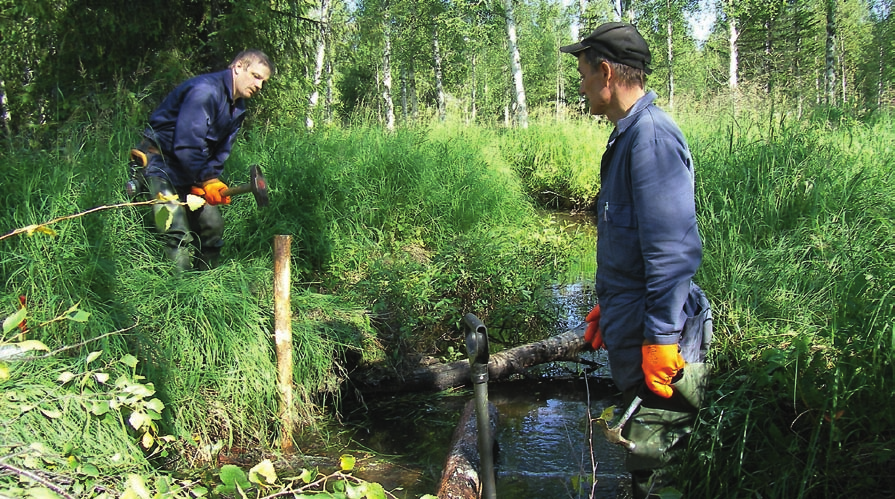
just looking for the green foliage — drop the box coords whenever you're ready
[675,111,895,497]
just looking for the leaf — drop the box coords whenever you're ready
[120,354,139,369]
[15,340,50,353]
[145,398,165,412]
[345,481,364,499]
[155,205,173,232]
[23,225,57,238]
[0,363,8,381]
[339,454,356,471]
[249,459,277,485]
[63,304,90,322]
[24,487,62,499]
[599,404,617,422]
[186,194,207,211]
[79,463,100,477]
[219,464,249,488]
[90,401,110,416]
[58,371,76,383]
[129,411,148,431]
[86,351,102,364]
[40,408,62,419]
[125,474,151,499]
[298,468,315,483]
[2,308,26,335]
[94,372,110,384]
[141,431,154,449]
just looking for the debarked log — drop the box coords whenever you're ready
[436,399,499,499]
[354,330,591,394]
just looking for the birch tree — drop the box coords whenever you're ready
[504,0,530,128]
[307,0,331,129]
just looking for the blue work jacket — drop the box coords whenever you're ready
[143,69,246,187]
[595,91,703,392]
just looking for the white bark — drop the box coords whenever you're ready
[728,9,738,90]
[825,0,836,105]
[0,79,10,138]
[433,24,446,122]
[307,0,330,130]
[382,0,395,131]
[504,0,528,128]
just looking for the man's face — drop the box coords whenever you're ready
[577,55,609,116]
[233,59,271,100]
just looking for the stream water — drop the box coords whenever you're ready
[334,213,632,498]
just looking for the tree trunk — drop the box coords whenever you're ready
[433,24,447,122]
[728,7,738,90]
[307,0,330,130]
[352,330,591,394]
[0,79,9,139]
[382,0,396,131]
[825,0,837,105]
[409,63,419,122]
[504,0,529,128]
[436,400,498,499]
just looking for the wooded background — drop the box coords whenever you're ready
[0,0,892,137]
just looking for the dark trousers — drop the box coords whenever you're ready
[148,176,224,271]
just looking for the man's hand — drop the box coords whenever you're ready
[191,178,231,205]
[583,305,604,350]
[641,343,685,398]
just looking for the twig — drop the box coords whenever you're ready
[258,472,400,499]
[0,198,182,242]
[0,461,75,499]
[16,322,138,362]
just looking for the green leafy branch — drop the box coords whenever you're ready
[0,194,206,242]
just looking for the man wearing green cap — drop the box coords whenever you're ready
[560,22,713,498]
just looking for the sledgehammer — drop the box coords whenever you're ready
[222,164,269,207]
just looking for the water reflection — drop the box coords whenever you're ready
[492,377,628,498]
[344,368,629,498]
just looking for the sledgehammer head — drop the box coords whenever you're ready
[222,164,269,207]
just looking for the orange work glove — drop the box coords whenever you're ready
[583,305,604,350]
[641,343,685,398]
[191,178,231,205]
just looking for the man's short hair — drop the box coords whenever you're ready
[582,48,646,90]
[230,49,275,75]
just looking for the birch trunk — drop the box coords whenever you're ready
[433,24,447,122]
[0,79,10,138]
[728,9,738,90]
[470,51,477,124]
[306,0,330,130]
[381,0,395,131]
[504,0,529,128]
[825,0,837,105]
[409,63,419,121]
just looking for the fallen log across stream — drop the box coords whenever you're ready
[435,399,499,499]
[352,330,595,394]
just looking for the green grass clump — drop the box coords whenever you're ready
[677,112,895,497]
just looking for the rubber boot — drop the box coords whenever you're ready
[165,246,192,272]
[195,250,221,271]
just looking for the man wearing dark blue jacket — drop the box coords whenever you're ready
[561,23,712,498]
[138,49,273,270]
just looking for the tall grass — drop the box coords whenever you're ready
[678,111,895,497]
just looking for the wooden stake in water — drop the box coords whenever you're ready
[274,235,295,453]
